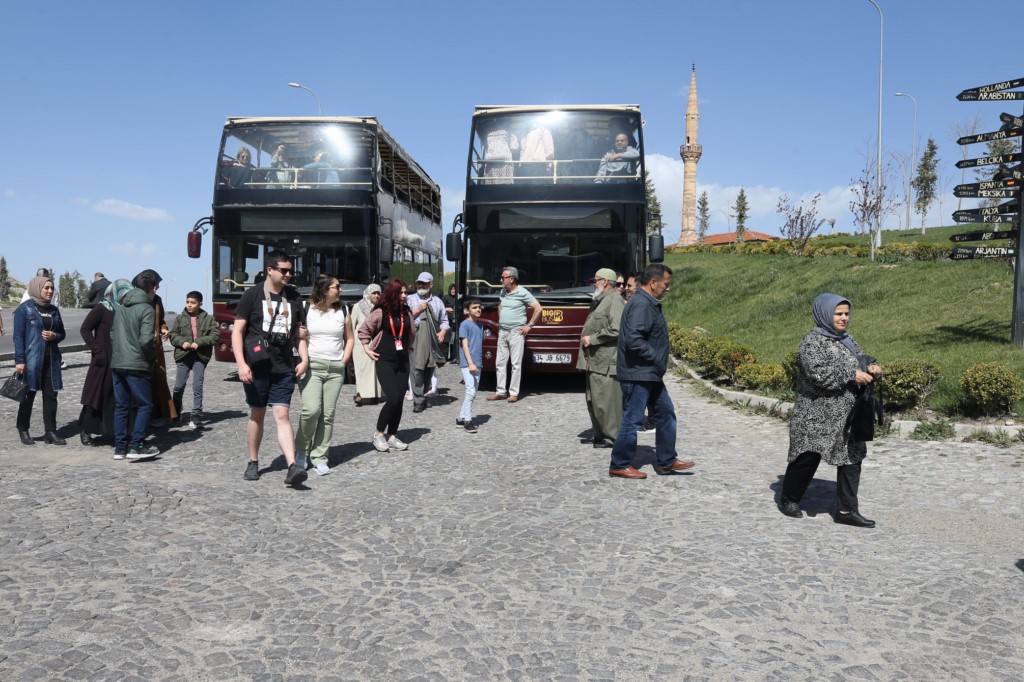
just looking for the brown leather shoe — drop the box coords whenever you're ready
[486,393,507,401]
[507,395,519,403]
[653,460,696,475]
[608,467,647,479]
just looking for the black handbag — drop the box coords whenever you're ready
[847,380,883,442]
[0,372,27,402]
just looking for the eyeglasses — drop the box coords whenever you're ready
[271,266,293,275]
[328,284,341,290]
[614,282,625,288]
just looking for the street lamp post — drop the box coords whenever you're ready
[894,92,918,233]
[287,82,323,116]
[866,0,884,257]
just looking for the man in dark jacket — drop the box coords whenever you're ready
[85,272,111,308]
[608,263,696,479]
[111,271,159,460]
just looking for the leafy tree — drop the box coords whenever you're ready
[644,173,664,236]
[912,137,939,232]
[76,276,89,307]
[57,270,87,309]
[733,188,749,243]
[0,256,9,301]
[696,191,711,244]
[777,193,826,255]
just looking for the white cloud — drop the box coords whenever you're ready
[109,242,162,258]
[93,199,173,223]
[4,189,14,199]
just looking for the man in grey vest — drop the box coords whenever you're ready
[577,268,624,449]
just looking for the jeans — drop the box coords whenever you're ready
[610,380,677,470]
[495,327,525,396]
[173,356,208,413]
[295,358,345,465]
[113,370,153,449]
[459,367,480,421]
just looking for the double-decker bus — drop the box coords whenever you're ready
[446,105,664,373]
[188,116,442,362]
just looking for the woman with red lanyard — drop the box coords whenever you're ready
[356,279,415,452]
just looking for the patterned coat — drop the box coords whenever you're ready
[788,331,873,466]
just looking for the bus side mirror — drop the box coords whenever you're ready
[648,234,664,263]
[446,233,462,262]
[379,237,393,264]
[187,230,202,259]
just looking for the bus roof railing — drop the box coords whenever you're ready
[473,105,640,114]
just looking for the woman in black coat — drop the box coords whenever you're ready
[79,280,128,445]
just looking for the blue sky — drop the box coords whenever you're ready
[2,0,1019,307]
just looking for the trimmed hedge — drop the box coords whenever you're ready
[882,359,941,410]
[959,362,1024,416]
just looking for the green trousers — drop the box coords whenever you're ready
[586,371,622,441]
[295,358,345,465]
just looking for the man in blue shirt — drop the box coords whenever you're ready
[609,263,697,479]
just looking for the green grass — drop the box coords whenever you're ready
[660,251,1024,415]
[811,224,1011,247]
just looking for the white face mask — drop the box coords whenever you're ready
[416,287,430,297]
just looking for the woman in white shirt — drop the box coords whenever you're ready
[295,275,354,476]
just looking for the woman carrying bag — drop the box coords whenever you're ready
[13,276,67,445]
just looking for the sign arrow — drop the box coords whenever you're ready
[950,245,1016,260]
[952,212,1020,224]
[956,152,1023,169]
[954,187,1021,199]
[957,127,1022,145]
[1000,112,1024,128]
[949,230,1017,243]
[958,77,1024,98]
[952,201,1019,218]
[995,165,1024,181]
[957,91,1024,102]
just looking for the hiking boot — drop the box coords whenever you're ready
[244,460,260,481]
[284,463,307,486]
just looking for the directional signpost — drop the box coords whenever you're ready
[955,76,1024,345]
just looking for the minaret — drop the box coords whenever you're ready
[677,66,702,246]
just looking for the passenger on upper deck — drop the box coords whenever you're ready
[303,149,341,186]
[518,124,554,184]
[481,120,518,185]
[269,144,292,188]
[594,133,639,183]
[224,147,254,188]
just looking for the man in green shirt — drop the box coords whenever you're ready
[488,266,542,403]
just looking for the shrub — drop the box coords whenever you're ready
[687,335,733,376]
[735,362,788,392]
[959,362,1024,416]
[909,419,956,441]
[667,324,708,361]
[782,351,800,389]
[883,359,941,410]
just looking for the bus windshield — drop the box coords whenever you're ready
[469,109,643,186]
[464,204,636,298]
[219,121,374,190]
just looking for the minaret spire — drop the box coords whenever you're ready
[678,66,702,246]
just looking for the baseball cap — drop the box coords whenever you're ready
[416,272,434,284]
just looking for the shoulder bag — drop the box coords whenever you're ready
[0,372,27,402]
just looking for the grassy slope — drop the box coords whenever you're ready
[661,250,1024,413]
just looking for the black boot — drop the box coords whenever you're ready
[19,430,34,446]
[44,431,66,445]
[80,431,94,446]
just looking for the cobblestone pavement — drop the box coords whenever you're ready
[1,350,1022,680]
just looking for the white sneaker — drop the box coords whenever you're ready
[314,463,331,476]
[387,435,409,451]
[405,390,413,401]
[372,434,389,452]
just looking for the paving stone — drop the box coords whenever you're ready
[0,352,1020,679]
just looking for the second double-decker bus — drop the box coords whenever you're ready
[446,105,664,373]
[188,116,442,362]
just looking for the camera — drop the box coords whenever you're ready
[269,331,290,346]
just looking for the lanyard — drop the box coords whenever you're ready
[388,312,404,341]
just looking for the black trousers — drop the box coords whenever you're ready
[375,357,409,436]
[782,451,862,513]
[18,354,58,433]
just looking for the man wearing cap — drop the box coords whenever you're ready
[576,268,625,449]
[406,272,449,413]
[488,265,543,403]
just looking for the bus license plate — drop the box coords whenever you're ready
[532,353,571,364]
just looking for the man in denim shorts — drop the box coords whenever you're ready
[231,251,309,486]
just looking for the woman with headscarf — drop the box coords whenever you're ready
[78,279,131,445]
[349,283,383,406]
[13,275,66,445]
[133,269,178,424]
[779,293,882,528]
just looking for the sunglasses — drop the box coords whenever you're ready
[271,266,293,275]
[614,282,625,288]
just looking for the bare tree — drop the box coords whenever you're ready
[849,143,897,260]
[891,149,912,231]
[948,113,982,212]
[935,161,954,227]
[777,193,827,255]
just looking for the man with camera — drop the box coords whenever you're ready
[232,251,309,486]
